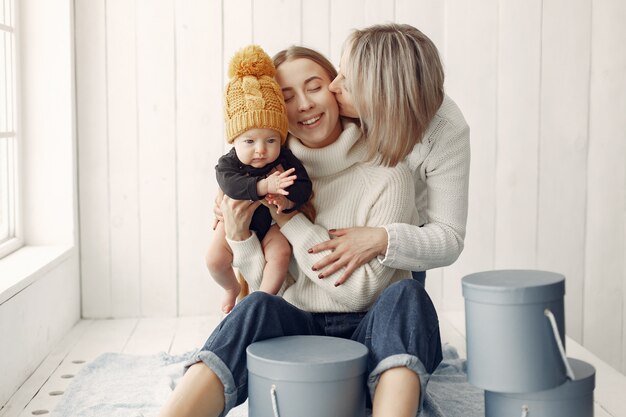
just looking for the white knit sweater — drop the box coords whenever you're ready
[380,95,470,271]
[227,122,419,313]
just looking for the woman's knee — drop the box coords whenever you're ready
[378,279,437,325]
[383,279,427,302]
[225,291,317,338]
[221,292,283,331]
[237,291,282,313]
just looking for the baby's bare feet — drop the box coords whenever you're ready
[221,284,241,314]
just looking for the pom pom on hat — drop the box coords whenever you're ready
[228,45,276,79]
[224,45,289,144]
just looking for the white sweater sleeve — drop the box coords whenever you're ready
[281,167,416,312]
[226,232,266,291]
[380,123,470,271]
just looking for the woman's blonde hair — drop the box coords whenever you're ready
[345,23,444,166]
[273,46,338,82]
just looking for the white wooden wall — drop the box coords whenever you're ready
[75,0,626,373]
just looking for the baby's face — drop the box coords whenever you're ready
[233,128,282,168]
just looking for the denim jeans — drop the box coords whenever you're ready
[412,270,426,286]
[189,279,442,417]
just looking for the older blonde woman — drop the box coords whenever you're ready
[315,23,471,288]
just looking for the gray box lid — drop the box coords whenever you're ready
[462,270,565,305]
[247,335,368,382]
[494,358,595,400]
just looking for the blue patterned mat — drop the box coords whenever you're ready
[50,344,483,417]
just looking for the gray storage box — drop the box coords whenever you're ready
[247,335,368,417]
[485,358,595,417]
[462,270,567,393]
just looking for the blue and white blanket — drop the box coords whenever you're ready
[51,344,484,417]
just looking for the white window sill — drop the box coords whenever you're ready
[0,245,74,305]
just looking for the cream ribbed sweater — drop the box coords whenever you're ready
[227,122,418,313]
[380,95,470,271]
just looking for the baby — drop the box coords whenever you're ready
[207,45,313,314]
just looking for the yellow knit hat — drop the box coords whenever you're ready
[224,45,289,144]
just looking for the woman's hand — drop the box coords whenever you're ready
[308,227,388,285]
[220,195,262,241]
[211,188,225,230]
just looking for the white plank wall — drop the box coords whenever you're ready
[136,0,178,316]
[494,0,540,273]
[75,0,626,374]
[585,0,626,370]
[76,0,112,318]
[107,0,141,317]
[175,0,224,316]
[537,0,591,344]
[301,0,330,55]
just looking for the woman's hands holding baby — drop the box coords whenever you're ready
[308,227,389,286]
[220,195,262,241]
[212,168,297,230]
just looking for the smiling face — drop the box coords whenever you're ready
[275,58,342,149]
[232,128,282,168]
[329,43,359,119]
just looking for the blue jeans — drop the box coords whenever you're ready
[412,270,426,286]
[189,279,442,417]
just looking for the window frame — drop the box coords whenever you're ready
[0,0,22,259]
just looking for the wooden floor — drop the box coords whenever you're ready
[0,312,624,417]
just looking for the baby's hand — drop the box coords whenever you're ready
[266,168,297,195]
[266,193,294,214]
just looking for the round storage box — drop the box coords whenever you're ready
[247,335,368,417]
[485,358,595,417]
[462,270,567,393]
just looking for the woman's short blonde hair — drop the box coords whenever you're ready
[345,23,444,166]
[273,46,338,82]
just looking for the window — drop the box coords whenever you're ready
[0,0,20,258]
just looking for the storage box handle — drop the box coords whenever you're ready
[270,384,281,417]
[520,404,529,417]
[544,309,575,380]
